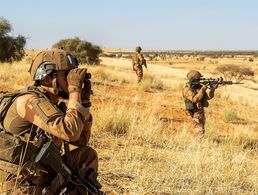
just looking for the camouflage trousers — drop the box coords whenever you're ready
[0,146,98,195]
[187,109,205,137]
[133,64,143,82]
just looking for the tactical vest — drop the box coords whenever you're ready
[0,87,50,164]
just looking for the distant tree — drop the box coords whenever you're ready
[216,65,254,82]
[0,17,26,62]
[52,37,102,65]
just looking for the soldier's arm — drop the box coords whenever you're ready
[71,114,92,146]
[183,86,206,103]
[16,94,90,142]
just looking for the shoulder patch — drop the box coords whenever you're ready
[38,101,58,117]
[30,98,61,122]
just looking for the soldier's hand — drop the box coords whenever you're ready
[67,68,87,93]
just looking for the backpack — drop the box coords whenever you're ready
[0,88,47,163]
[0,91,23,130]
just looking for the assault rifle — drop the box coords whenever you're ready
[35,141,104,195]
[189,77,243,89]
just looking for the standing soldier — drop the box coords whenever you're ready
[182,70,216,137]
[0,49,102,194]
[132,46,147,83]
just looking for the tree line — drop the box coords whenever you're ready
[0,17,102,65]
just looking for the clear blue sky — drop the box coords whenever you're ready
[1,0,258,50]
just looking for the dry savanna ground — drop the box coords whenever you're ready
[0,53,258,194]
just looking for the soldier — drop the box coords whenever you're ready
[0,49,100,194]
[182,70,216,137]
[132,46,147,83]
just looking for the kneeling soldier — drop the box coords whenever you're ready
[0,49,101,194]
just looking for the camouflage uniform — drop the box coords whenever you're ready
[132,46,146,82]
[0,50,98,194]
[182,70,215,137]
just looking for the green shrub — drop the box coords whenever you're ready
[0,17,26,62]
[53,37,102,65]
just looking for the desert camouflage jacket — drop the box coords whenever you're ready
[3,87,92,146]
[132,52,146,66]
[182,84,214,107]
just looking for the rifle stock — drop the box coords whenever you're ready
[35,141,103,195]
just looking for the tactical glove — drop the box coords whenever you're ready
[67,68,87,93]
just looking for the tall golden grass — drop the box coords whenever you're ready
[92,101,257,194]
[0,57,257,194]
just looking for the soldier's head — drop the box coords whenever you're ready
[135,46,142,53]
[29,49,79,98]
[186,70,203,82]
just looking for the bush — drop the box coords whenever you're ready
[0,17,26,62]
[216,65,254,82]
[140,74,164,92]
[52,37,102,65]
[221,109,238,123]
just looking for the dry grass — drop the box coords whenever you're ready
[0,61,31,90]
[92,101,258,194]
[0,55,257,194]
[87,66,134,85]
[221,109,239,123]
[139,73,165,92]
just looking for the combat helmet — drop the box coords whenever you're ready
[186,70,203,81]
[29,49,78,81]
[135,46,142,53]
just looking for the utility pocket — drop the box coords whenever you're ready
[0,132,39,164]
[0,132,23,163]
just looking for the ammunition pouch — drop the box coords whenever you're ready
[184,99,198,117]
[0,131,39,164]
[201,98,209,107]
[0,131,26,163]
[0,131,53,186]
[184,99,197,111]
